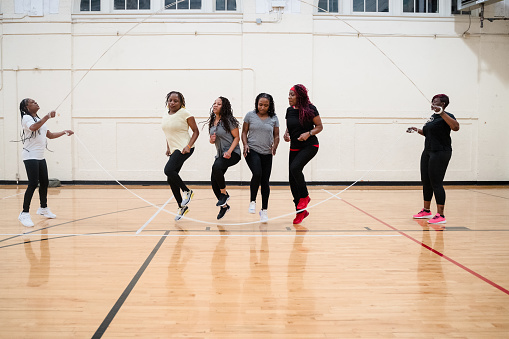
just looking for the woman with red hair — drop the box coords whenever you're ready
[283,84,323,224]
[408,94,459,225]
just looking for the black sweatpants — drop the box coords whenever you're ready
[164,148,194,208]
[23,159,49,212]
[245,150,273,210]
[289,145,318,209]
[211,152,241,200]
[420,149,452,205]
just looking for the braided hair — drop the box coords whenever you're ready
[19,98,41,143]
[255,93,276,118]
[206,96,239,133]
[165,91,186,111]
[292,84,315,125]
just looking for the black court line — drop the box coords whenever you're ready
[0,204,156,245]
[92,230,170,339]
[469,189,509,200]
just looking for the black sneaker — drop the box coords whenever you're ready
[216,192,230,206]
[174,205,189,221]
[217,204,230,220]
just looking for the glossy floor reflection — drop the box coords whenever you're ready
[0,186,508,338]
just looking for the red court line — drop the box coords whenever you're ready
[341,199,509,296]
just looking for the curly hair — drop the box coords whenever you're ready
[206,96,239,133]
[292,84,315,125]
[165,91,185,110]
[432,94,449,109]
[255,93,276,118]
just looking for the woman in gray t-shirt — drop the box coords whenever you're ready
[206,96,241,220]
[241,93,279,223]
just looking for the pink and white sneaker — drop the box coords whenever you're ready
[413,209,432,219]
[428,213,446,224]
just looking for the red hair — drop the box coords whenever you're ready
[432,94,449,108]
[292,84,315,125]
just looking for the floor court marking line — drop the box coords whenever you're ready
[0,204,156,245]
[136,195,173,235]
[468,189,509,200]
[0,233,403,238]
[323,191,509,296]
[1,192,24,200]
[91,230,170,339]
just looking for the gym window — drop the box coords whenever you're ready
[215,0,237,11]
[317,0,339,12]
[165,0,202,10]
[114,0,150,10]
[353,0,389,12]
[403,0,438,13]
[80,0,100,11]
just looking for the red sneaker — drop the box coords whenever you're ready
[293,210,310,224]
[297,196,311,210]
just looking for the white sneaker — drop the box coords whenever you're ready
[248,201,256,214]
[181,190,194,207]
[18,212,35,227]
[259,210,268,223]
[174,205,189,221]
[37,207,56,219]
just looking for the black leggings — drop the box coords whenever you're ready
[420,150,452,206]
[164,148,194,208]
[23,159,49,212]
[211,152,241,200]
[245,150,273,210]
[289,145,318,208]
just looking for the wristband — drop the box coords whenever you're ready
[309,130,313,136]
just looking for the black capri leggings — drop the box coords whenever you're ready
[245,150,273,210]
[289,145,318,209]
[420,149,452,205]
[23,159,49,212]
[164,148,194,208]
[211,152,241,200]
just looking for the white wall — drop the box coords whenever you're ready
[1,0,508,183]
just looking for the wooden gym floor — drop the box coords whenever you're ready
[0,185,508,338]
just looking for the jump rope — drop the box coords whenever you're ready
[12,0,446,231]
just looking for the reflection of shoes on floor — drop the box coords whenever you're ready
[248,201,256,214]
[181,190,194,207]
[259,210,268,223]
[18,212,34,227]
[293,210,309,224]
[296,196,311,210]
[216,192,230,207]
[37,207,56,218]
[428,213,446,224]
[174,205,189,221]
[21,232,31,243]
[413,208,432,219]
[217,204,230,220]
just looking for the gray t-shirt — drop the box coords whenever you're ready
[210,121,241,159]
[243,110,279,155]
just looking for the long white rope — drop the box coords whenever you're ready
[42,0,435,227]
[73,130,409,226]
